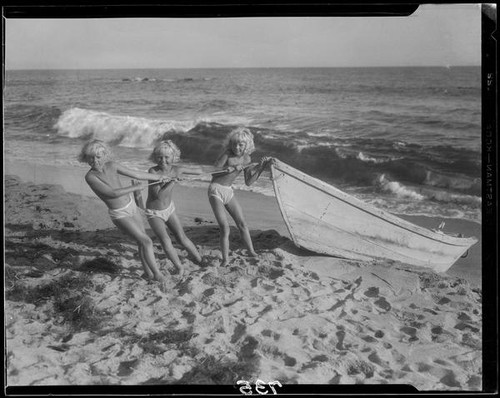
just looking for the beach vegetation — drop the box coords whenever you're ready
[176,354,259,385]
[53,294,103,331]
[79,257,121,274]
[149,328,196,344]
[123,328,196,356]
[138,341,167,356]
[346,360,375,378]
[5,271,106,332]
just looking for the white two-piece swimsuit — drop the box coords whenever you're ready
[144,202,176,222]
[108,195,138,220]
[208,182,234,205]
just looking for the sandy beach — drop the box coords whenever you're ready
[4,162,483,391]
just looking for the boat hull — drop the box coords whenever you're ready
[270,160,478,273]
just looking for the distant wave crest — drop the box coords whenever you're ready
[376,174,481,206]
[357,151,399,164]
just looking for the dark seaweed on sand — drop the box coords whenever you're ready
[79,257,121,274]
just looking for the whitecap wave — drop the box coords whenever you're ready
[376,174,425,200]
[54,108,196,148]
[357,151,396,164]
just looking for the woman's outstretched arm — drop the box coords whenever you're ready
[115,163,165,181]
[86,173,147,199]
[244,157,272,186]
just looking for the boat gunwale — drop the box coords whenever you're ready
[270,163,302,250]
[270,159,478,247]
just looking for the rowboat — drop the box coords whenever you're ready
[270,159,478,273]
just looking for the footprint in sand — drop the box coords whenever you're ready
[467,375,482,389]
[417,362,462,388]
[434,358,452,367]
[239,336,259,360]
[390,349,406,365]
[283,354,297,367]
[249,276,275,292]
[364,287,379,298]
[431,325,444,335]
[454,322,480,333]
[181,310,196,324]
[400,326,419,342]
[230,323,247,344]
[248,257,259,266]
[417,362,432,372]
[440,370,461,388]
[202,287,215,297]
[346,359,375,378]
[261,329,273,337]
[380,369,395,380]
[361,335,377,343]
[335,327,346,350]
[367,351,389,367]
[363,286,391,311]
[117,358,140,377]
[436,296,452,305]
[423,308,438,315]
[461,333,481,349]
[260,343,298,367]
[260,282,276,292]
[374,297,391,311]
[311,354,329,362]
[457,312,472,322]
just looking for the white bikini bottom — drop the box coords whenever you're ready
[144,202,176,222]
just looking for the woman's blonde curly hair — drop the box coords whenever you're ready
[223,127,255,155]
[78,139,112,163]
[149,140,181,163]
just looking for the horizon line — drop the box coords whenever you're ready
[6,65,480,72]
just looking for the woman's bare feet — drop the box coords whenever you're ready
[190,253,203,265]
[172,264,185,279]
[192,254,206,267]
[142,267,154,280]
[155,275,168,292]
[141,272,153,280]
[196,256,210,268]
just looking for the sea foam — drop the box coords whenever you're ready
[54,108,195,148]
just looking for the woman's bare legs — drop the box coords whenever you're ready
[148,216,184,277]
[138,246,154,279]
[226,197,257,257]
[112,213,166,286]
[209,196,231,267]
[167,213,202,264]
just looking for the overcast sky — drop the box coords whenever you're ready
[5,4,482,70]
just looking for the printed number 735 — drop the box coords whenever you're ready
[237,380,282,395]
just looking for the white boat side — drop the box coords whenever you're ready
[270,159,478,273]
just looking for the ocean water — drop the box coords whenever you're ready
[4,67,481,223]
